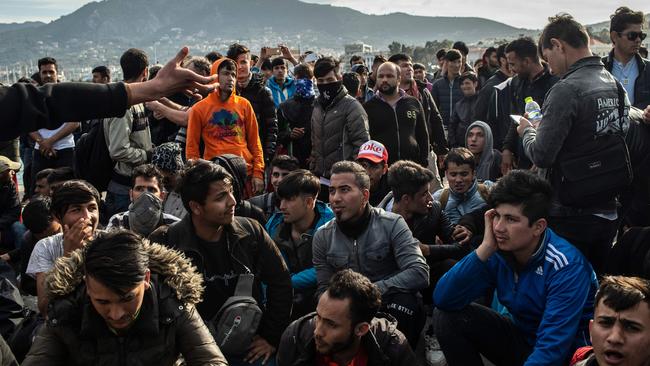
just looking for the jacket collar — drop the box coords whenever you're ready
[604,49,646,73]
[496,229,549,271]
[561,56,604,80]
[450,179,479,202]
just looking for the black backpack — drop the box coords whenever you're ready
[74,119,115,191]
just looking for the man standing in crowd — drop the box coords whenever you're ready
[248,155,300,218]
[267,58,296,109]
[477,46,499,86]
[475,44,512,126]
[431,50,464,128]
[363,61,429,167]
[29,57,80,194]
[356,140,390,207]
[106,164,179,236]
[367,55,387,89]
[501,37,558,172]
[414,63,433,91]
[91,66,110,84]
[277,270,416,366]
[452,41,475,73]
[228,43,278,165]
[26,180,100,315]
[150,160,291,365]
[104,48,153,218]
[603,7,650,229]
[186,58,265,196]
[517,14,628,275]
[571,276,650,366]
[449,71,479,148]
[309,57,369,200]
[277,64,314,168]
[265,170,334,319]
[434,170,598,365]
[23,230,227,365]
[312,161,429,346]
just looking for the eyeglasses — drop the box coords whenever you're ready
[619,31,647,41]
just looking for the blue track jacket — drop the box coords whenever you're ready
[434,228,597,366]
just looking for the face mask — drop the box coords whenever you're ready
[295,78,315,99]
[317,80,343,106]
[128,191,163,237]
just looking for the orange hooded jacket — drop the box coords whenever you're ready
[186,58,264,179]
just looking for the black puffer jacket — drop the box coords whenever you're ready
[237,73,278,163]
[23,242,227,366]
[277,313,416,366]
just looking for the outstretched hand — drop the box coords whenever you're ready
[129,47,217,105]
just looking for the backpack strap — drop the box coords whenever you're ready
[439,188,450,210]
[233,273,255,297]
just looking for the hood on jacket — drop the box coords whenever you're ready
[266,200,334,238]
[465,120,496,181]
[209,58,237,99]
[45,240,204,306]
[211,154,247,202]
[267,75,295,91]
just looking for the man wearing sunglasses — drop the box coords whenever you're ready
[603,7,650,110]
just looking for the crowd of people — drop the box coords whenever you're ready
[1,7,650,366]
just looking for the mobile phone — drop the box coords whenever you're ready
[510,115,523,126]
[267,47,282,56]
[304,53,319,63]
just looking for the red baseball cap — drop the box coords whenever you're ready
[357,140,388,164]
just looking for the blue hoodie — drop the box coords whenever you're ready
[267,76,296,109]
[266,200,334,289]
[434,228,598,366]
[433,179,493,225]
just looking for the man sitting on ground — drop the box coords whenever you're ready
[23,230,227,365]
[106,164,179,237]
[434,170,598,365]
[248,155,300,218]
[277,269,416,366]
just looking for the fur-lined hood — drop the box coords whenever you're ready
[45,240,204,306]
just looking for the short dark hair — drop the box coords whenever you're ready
[459,71,479,83]
[205,51,223,63]
[413,63,426,71]
[595,276,650,313]
[436,49,448,60]
[276,169,320,199]
[148,65,162,80]
[484,46,497,58]
[610,7,646,33]
[314,56,340,78]
[178,160,233,211]
[46,167,74,185]
[38,57,57,71]
[487,170,552,225]
[185,57,211,77]
[505,37,539,62]
[271,57,286,68]
[92,66,110,79]
[372,55,387,66]
[51,180,100,220]
[22,196,54,234]
[444,49,463,62]
[293,64,313,79]
[349,55,364,66]
[452,41,469,56]
[330,161,370,190]
[271,155,300,171]
[217,59,237,74]
[539,13,589,52]
[342,72,360,96]
[120,48,149,81]
[388,160,435,203]
[131,164,164,191]
[444,147,476,171]
[35,168,54,182]
[84,230,149,296]
[226,43,250,61]
[261,59,272,71]
[496,44,508,63]
[387,53,412,64]
[326,269,382,325]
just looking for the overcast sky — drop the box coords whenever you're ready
[1,0,649,29]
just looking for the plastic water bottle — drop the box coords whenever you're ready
[524,97,542,127]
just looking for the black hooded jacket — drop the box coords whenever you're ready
[237,73,279,163]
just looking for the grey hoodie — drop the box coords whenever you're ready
[465,120,501,182]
